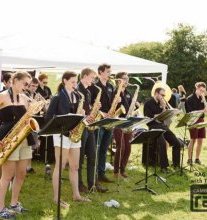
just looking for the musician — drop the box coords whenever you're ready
[45,71,90,208]
[0,71,33,219]
[36,73,52,100]
[24,77,40,174]
[0,72,12,92]
[77,68,107,193]
[113,72,133,178]
[178,85,186,113]
[36,73,54,164]
[144,87,181,173]
[25,77,39,99]
[88,64,115,183]
[185,82,207,165]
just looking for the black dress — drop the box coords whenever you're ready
[0,105,34,145]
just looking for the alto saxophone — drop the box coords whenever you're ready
[0,101,45,165]
[108,79,126,118]
[87,85,104,131]
[69,91,86,143]
[126,84,140,117]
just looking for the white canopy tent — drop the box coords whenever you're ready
[0,34,168,82]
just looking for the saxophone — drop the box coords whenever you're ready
[0,101,44,165]
[126,84,140,117]
[69,91,86,143]
[108,79,126,118]
[87,85,103,131]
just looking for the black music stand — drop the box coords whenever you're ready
[88,118,128,193]
[175,111,204,176]
[38,114,84,220]
[130,129,165,195]
[154,109,180,123]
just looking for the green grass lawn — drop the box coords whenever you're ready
[5,136,207,220]
[16,75,207,219]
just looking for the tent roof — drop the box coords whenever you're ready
[0,34,167,80]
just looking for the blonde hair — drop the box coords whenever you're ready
[178,85,186,94]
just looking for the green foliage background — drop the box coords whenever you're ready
[120,23,207,94]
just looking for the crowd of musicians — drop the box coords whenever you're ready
[0,65,207,219]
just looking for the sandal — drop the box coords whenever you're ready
[54,200,70,209]
[73,197,91,202]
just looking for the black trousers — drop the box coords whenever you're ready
[78,129,96,189]
[150,124,182,169]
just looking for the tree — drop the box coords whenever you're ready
[120,42,164,63]
[163,24,207,92]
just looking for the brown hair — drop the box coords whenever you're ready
[172,88,177,93]
[195,82,206,89]
[116,72,128,79]
[97,63,111,74]
[3,72,12,83]
[154,87,165,95]
[57,71,77,93]
[30,77,39,85]
[12,71,31,83]
[38,73,48,81]
[80,68,96,79]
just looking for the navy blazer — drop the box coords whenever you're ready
[45,88,79,122]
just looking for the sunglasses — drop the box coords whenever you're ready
[43,81,48,85]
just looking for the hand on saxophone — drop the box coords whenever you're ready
[160,98,167,110]
[86,115,95,124]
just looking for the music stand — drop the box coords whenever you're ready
[130,129,165,195]
[38,114,84,220]
[88,118,128,193]
[176,111,204,174]
[154,109,181,123]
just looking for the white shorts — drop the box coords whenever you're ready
[53,134,81,149]
[8,139,32,161]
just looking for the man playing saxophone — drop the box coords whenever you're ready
[185,82,207,165]
[113,72,134,178]
[0,71,35,219]
[88,64,115,183]
[77,68,108,193]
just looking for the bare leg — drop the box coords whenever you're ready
[68,148,81,200]
[188,139,196,159]
[10,160,28,206]
[195,138,203,159]
[52,147,68,203]
[0,161,15,211]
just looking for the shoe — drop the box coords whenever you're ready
[160,168,171,174]
[9,202,28,214]
[121,173,128,178]
[26,167,35,174]
[79,184,89,193]
[98,175,114,183]
[95,183,108,193]
[187,159,193,165]
[0,207,16,219]
[195,159,202,165]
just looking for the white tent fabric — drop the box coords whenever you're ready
[0,34,168,82]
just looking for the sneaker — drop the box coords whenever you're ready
[9,202,28,214]
[187,159,193,165]
[0,207,16,219]
[195,159,202,165]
